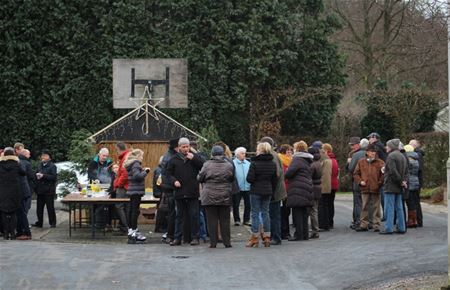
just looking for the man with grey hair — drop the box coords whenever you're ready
[88,148,112,184]
[347,138,369,229]
[166,137,205,246]
[88,147,113,229]
[232,147,251,226]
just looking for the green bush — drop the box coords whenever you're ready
[411,132,448,188]
[68,129,94,174]
[57,169,78,198]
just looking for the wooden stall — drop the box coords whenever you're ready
[89,101,206,189]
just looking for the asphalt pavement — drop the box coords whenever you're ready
[0,195,447,290]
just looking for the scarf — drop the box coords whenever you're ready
[278,153,292,167]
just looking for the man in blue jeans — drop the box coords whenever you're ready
[380,139,408,235]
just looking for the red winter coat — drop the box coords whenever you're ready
[114,150,130,190]
[327,152,339,191]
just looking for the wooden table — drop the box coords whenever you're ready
[62,193,159,239]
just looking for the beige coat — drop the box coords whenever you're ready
[320,151,332,194]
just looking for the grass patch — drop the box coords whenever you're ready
[420,187,440,199]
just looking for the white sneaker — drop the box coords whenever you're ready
[127,228,133,236]
[135,229,146,241]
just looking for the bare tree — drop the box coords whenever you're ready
[330,0,448,90]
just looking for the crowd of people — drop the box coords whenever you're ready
[0,133,426,246]
[0,143,57,240]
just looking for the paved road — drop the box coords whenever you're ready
[0,196,447,290]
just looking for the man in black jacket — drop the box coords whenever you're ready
[159,138,179,243]
[16,149,35,239]
[166,138,204,246]
[33,149,58,228]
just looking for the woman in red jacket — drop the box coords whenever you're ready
[323,143,339,229]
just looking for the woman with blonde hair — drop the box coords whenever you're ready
[124,149,150,244]
[246,142,277,247]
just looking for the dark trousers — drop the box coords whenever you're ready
[128,195,142,230]
[94,206,109,228]
[1,211,17,239]
[16,197,31,235]
[205,205,231,246]
[318,194,332,230]
[167,194,176,239]
[36,194,56,226]
[292,207,309,240]
[281,199,291,238]
[174,198,199,241]
[406,189,423,225]
[269,200,282,241]
[352,183,362,226]
[154,201,168,233]
[329,190,336,227]
[114,188,129,228]
[416,189,423,226]
[232,191,250,223]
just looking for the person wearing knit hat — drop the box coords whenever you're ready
[311,141,323,149]
[166,136,205,246]
[211,145,224,156]
[198,145,234,248]
[386,139,400,151]
[380,138,408,234]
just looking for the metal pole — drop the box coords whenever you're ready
[447,0,450,257]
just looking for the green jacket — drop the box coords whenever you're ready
[270,150,287,202]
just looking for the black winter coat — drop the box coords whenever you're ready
[152,166,162,198]
[160,149,178,192]
[246,154,277,197]
[19,155,36,194]
[285,152,314,208]
[0,156,25,212]
[125,160,148,196]
[36,161,57,196]
[166,152,205,200]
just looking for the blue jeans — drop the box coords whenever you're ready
[383,193,405,233]
[250,195,271,234]
[199,206,207,240]
[269,201,281,241]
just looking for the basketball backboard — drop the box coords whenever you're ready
[113,58,188,109]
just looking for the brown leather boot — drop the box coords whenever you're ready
[262,233,271,247]
[407,210,417,228]
[246,234,259,248]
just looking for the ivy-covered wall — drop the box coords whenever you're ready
[0,0,345,160]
